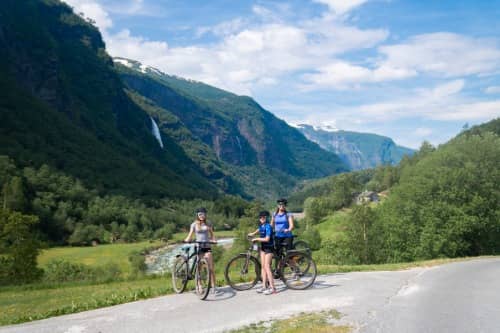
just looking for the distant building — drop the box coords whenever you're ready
[356,191,379,204]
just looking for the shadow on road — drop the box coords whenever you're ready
[310,280,338,289]
[205,287,237,302]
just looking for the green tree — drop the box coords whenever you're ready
[0,210,42,284]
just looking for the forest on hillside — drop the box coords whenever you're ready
[294,120,500,265]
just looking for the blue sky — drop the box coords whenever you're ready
[65,0,500,148]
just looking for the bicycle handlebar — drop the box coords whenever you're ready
[182,240,218,244]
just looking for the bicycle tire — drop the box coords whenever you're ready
[224,254,261,291]
[293,240,311,255]
[172,255,188,293]
[280,251,317,290]
[195,258,211,300]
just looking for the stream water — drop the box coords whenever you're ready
[145,238,234,275]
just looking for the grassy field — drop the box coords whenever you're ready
[37,240,164,275]
[37,230,235,276]
[0,276,172,325]
[313,209,350,241]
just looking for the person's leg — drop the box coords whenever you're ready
[204,251,216,288]
[260,250,267,290]
[264,252,275,291]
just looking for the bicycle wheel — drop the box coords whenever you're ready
[172,256,189,293]
[224,254,261,291]
[280,251,317,290]
[195,258,211,300]
[293,240,311,255]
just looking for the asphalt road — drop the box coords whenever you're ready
[1,258,499,333]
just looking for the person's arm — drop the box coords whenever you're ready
[209,223,216,242]
[184,224,194,242]
[247,228,259,237]
[286,215,294,233]
[270,214,275,228]
[253,225,271,243]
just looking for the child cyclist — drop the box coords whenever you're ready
[248,210,277,295]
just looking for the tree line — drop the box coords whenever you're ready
[299,127,500,265]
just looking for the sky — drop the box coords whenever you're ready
[63,0,500,148]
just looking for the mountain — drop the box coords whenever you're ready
[295,124,414,170]
[0,0,347,201]
[0,0,216,198]
[113,57,348,198]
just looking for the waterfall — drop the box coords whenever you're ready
[150,117,164,149]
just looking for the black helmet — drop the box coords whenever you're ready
[196,207,207,214]
[258,210,270,217]
[276,198,288,205]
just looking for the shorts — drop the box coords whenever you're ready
[200,247,212,253]
[275,237,293,253]
[260,245,274,254]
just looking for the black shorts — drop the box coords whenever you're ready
[275,237,293,253]
[200,247,212,253]
[260,246,274,254]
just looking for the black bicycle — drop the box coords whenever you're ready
[172,241,217,300]
[224,237,316,291]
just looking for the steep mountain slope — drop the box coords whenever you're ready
[114,58,348,198]
[296,124,414,170]
[0,0,215,198]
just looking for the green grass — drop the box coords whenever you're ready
[228,309,351,333]
[0,276,172,326]
[314,210,350,241]
[37,241,163,275]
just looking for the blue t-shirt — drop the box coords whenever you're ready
[274,212,293,238]
[259,222,274,247]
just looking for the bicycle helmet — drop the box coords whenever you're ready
[196,207,207,214]
[258,210,270,217]
[276,198,288,205]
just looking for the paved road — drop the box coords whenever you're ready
[1,258,499,333]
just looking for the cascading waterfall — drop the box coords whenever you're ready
[150,117,164,148]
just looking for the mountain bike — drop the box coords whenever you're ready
[172,241,217,300]
[225,237,316,291]
[292,239,311,255]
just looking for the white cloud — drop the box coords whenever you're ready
[63,0,390,95]
[302,61,416,90]
[485,86,500,94]
[300,32,500,90]
[313,0,368,15]
[196,18,247,38]
[64,0,112,30]
[378,33,500,78]
[414,128,433,137]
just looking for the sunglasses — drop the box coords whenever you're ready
[197,212,206,217]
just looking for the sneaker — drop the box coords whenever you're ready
[263,288,277,295]
[255,286,266,293]
[211,287,222,295]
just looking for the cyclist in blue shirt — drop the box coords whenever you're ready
[271,198,294,255]
[248,210,276,295]
[271,198,295,278]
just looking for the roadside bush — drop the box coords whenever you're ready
[128,251,147,276]
[43,259,94,283]
[300,228,322,251]
[211,244,225,264]
[42,259,123,283]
